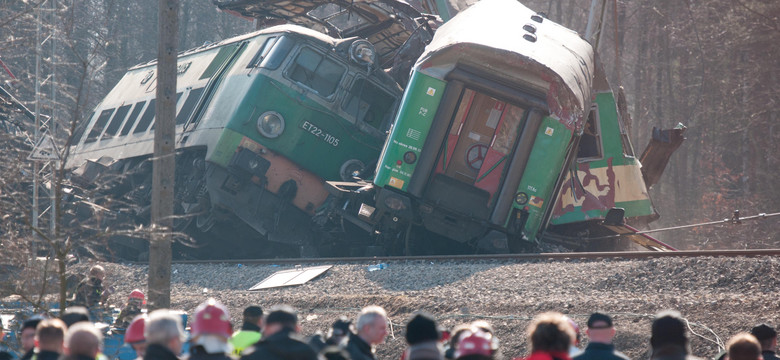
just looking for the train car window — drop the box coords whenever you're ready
[246,36,293,70]
[70,111,94,145]
[84,108,114,144]
[288,47,345,98]
[119,101,146,136]
[200,43,240,80]
[133,99,156,134]
[247,36,277,68]
[577,107,602,159]
[101,104,132,140]
[342,78,396,130]
[492,104,526,154]
[150,92,182,130]
[176,87,204,125]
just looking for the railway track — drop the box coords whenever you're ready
[168,248,780,265]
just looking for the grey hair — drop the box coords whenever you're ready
[356,306,387,333]
[145,309,186,345]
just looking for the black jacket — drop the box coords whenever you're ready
[762,351,780,360]
[32,351,61,360]
[57,355,95,360]
[345,333,375,360]
[650,344,702,360]
[574,343,631,360]
[0,350,13,360]
[144,344,180,360]
[187,345,234,360]
[239,328,318,360]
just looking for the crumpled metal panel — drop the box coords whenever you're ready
[415,0,594,132]
[212,0,435,79]
[248,265,332,290]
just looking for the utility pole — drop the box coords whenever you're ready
[148,0,178,310]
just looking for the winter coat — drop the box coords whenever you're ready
[239,328,318,360]
[144,344,180,360]
[573,343,631,360]
[346,333,376,360]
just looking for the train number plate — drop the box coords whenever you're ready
[300,121,340,147]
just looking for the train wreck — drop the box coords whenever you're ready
[1,0,686,260]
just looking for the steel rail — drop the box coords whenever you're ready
[166,249,780,265]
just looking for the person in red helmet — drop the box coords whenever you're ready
[189,298,234,360]
[125,314,148,360]
[455,331,495,360]
[115,289,146,328]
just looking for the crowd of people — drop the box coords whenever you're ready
[2,297,780,360]
[0,266,777,360]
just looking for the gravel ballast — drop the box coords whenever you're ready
[53,257,780,360]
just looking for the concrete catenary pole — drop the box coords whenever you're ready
[148,0,179,310]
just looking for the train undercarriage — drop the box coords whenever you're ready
[64,149,382,261]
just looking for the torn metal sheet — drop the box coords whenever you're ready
[212,0,437,86]
[248,265,332,290]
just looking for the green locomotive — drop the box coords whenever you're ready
[66,25,403,258]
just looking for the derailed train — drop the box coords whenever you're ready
[65,22,421,258]
[62,0,684,259]
[324,0,685,253]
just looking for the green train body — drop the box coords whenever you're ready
[328,0,683,253]
[66,25,402,258]
[326,0,595,252]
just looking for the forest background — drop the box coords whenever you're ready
[1,0,778,251]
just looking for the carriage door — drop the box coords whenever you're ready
[435,88,527,205]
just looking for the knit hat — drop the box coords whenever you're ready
[406,312,441,345]
[651,310,687,348]
[750,324,777,342]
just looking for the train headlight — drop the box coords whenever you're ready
[349,40,376,66]
[515,192,529,205]
[257,111,285,138]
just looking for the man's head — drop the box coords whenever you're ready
[243,306,263,328]
[89,265,105,281]
[728,333,762,360]
[585,312,616,344]
[64,322,102,358]
[527,312,574,353]
[356,306,388,346]
[650,310,688,350]
[61,306,91,328]
[327,317,352,346]
[36,318,67,353]
[128,289,145,306]
[406,312,441,345]
[21,316,44,352]
[125,315,148,358]
[263,305,299,337]
[145,309,187,355]
[750,324,777,352]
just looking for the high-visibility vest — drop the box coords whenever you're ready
[229,330,261,356]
